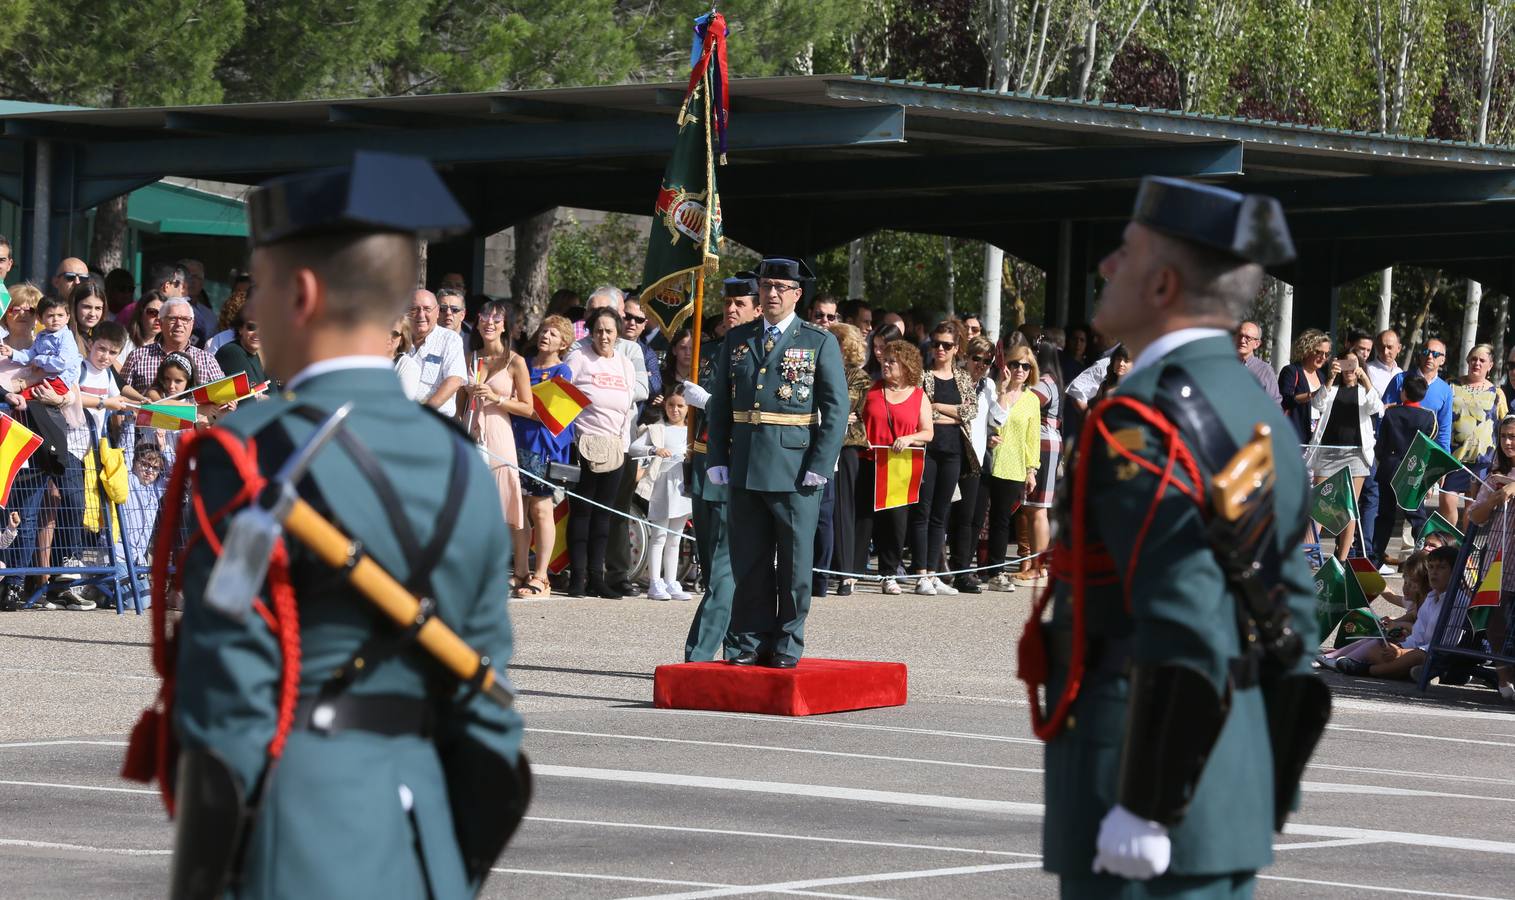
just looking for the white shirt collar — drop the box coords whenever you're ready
[285,355,394,392]
[762,311,797,336]
[1128,327,1229,376]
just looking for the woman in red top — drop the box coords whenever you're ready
[854,340,934,595]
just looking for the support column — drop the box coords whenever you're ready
[1053,220,1073,327]
[1460,279,1483,375]
[982,244,1003,340]
[847,238,865,299]
[27,140,51,283]
[943,237,955,317]
[1273,279,1294,374]
[1377,267,1393,335]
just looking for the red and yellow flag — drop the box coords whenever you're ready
[136,402,197,431]
[1473,551,1502,608]
[189,372,252,405]
[0,414,41,505]
[531,376,591,437]
[529,500,570,574]
[874,447,925,511]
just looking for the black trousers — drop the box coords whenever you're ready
[909,441,962,571]
[812,476,836,596]
[831,447,860,578]
[855,458,909,579]
[603,454,638,584]
[948,464,986,576]
[985,474,1026,574]
[569,461,624,591]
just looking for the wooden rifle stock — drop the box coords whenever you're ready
[282,498,514,709]
[1211,424,1277,524]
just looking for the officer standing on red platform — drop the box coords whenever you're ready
[1021,177,1330,898]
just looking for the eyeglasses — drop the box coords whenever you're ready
[163,316,194,325]
[144,307,161,318]
[759,280,801,294]
[813,312,839,322]
[1237,334,1260,344]
[1006,361,1033,371]
[971,355,994,365]
[623,314,647,324]
[438,304,463,315]
[408,306,434,316]
[930,341,956,351]
[1423,350,1445,359]
[477,315,506,325]
[60,273,87,282]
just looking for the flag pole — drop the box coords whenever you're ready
[690,274,705,391]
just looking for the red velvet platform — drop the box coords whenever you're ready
[653,658,908,716]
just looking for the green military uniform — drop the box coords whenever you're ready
[166,153,527,899]
[685,335,739,661]
[706,261,848,663]
[1031,178,1328,898]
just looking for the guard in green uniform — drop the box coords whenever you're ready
[682,274,759,661]
[706,258,847,668]
[164,153,528,898]
[1020,177,1330,898]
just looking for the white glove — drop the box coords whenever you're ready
[682,380,711,409]
[1091,805,1170,880]
[801,471,827,487]
[707,466,729,485]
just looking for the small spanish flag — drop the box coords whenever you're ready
[531,376,590,437]
[190,372,252,405]
[1470,551,1503,631]
[530,500,571,574]
[0,414,41,505]
[136,402,197,431]
[873,447,925,511]
[474,357,489,384]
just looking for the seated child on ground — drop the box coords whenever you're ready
[1318,549,1426,669]
[1338,543,1457,678]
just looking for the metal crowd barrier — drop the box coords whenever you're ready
[1,408,171,615]
[1420,519,1515,690]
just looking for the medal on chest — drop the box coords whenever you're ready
[779,348,816,402]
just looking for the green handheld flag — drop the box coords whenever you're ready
[1390,431,1463,512]
[1417,510,1464,546]
[1309,466,1358,536]
[1334,607,1387,649]
[638,14,727,338]
[1314,557,1370,641]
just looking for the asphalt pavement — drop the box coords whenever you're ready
[2,577,1513,900]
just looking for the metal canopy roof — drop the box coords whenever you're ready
[4,74,1515,313]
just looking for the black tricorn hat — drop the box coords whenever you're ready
[1132,176,1296,267]
[755,257,815,283]
[248,150,472,247]
[723,271,759,298]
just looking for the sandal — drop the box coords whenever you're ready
[515,578,550,599]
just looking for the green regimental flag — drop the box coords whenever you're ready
[639,74,723,337]
[1314,556,1370,641]
[1417,510,1464,546]
[1309,466,1357,536]
[1335,606,1387,647]
[1390,431,1464,512]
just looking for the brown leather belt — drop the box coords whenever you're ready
[731,410,819,426]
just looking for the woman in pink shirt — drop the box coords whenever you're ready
[565,307,636,598]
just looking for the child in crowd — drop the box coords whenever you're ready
[78,322,133,426]
[1337,543,1456,678]
[1318,549,1427,670]
[1368,375,1438,568]
[12,296,82,400]
[631,387,691,601]
[147,354,193,401]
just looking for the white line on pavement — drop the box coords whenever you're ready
[1301,781,1515,803]
[1271,837,1381,851]
[916,692,1026,705]
[526,728,1043,774]
[1330,696,1515,724]
[534,765,1046,816]
[628,708,1041,744]
[0,740,128,749]
[1310,762,1515,788]
[523,816,1042,858]
[0,838,168,856]
[1283,823,1515,856]
[0,780,155,795]
[1258,873,1513,900]
[613,862,1044,900]
[0,666,158,681]
[489,867,892,900]
[1327,724,1515,748]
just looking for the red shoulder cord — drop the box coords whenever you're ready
[1020,395,1205,741]
[121,429,302,815]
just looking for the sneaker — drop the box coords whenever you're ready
[987,573,1016,592]
[837,579,855,597]
[1377,563,1396,576]
[1335,657,1371,677]
[881,577,901,595]
[647,579,671,601]
[55,558,85,582]
[668,580,692,601]
[914,576,937,596]
[62,587,96,611]
[932,576,958,596]
[1314,654,1337,671]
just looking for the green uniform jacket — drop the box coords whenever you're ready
[705,318,848,491]
[688,338,728,503]
[1042,335,1317,878]
[174,366,524,900]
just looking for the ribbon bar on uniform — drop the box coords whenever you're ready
[730,410,820,426]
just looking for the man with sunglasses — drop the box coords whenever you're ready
[1382,338,1454,535]
[808,295,839,326]
[435,287,469,336]
[1028,177,1324,898]
[706,257,847,669]
[50,258,89,304]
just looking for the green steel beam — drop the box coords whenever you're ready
[327,104,483,130]
[163,111,316,136]
[74,105,906,180]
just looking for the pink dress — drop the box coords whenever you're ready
[473,353,524,529]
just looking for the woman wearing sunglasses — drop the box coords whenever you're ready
[984,344,1041,590]
[947,335,1008,593]
[213,309,270,397]
[1279,328,1331,442]
[909,320,978,596]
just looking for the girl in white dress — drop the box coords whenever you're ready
[632,387,692,600]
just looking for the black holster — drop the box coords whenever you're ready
[1116,663,1231,827]
[1263,672,1332,831]
[443,738,533,888]
[170,747,254,900]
